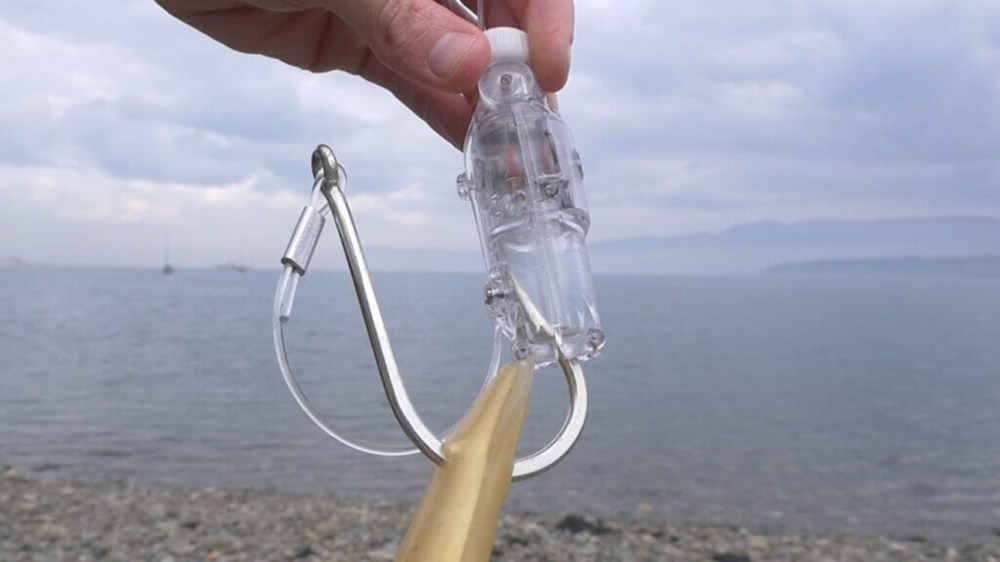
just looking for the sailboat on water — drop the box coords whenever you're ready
[162,233,176,278]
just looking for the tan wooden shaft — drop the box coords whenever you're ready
[395,359,535,562]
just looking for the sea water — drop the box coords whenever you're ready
[1,267,998,536]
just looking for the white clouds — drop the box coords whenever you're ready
[0,162,314,268]
[0,21,155,106]
[563,0,1000,248]
[713,80,805,122]
[0,20,162,167]
[1,164,300,224]
[350,185,433,228]
[706,28,845,75]
[1,0,998,270]
[0,0,479,268]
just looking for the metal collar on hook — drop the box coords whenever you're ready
[274,145,589,481]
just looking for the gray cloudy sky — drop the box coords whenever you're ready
[1,1,998,270]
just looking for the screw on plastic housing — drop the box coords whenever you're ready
[483,278,508,319]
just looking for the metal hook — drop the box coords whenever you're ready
[440,0,482,28]
[311,145,340,190]
[303,144,588,480]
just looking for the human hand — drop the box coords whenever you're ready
[155,0,574,149]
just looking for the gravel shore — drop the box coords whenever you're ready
[3,467,998,561]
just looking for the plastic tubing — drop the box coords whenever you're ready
[273,262,504,456]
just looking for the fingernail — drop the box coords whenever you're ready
[546,93,560,112]
[429,32,476,79]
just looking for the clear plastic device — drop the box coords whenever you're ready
[457,27,604,367]
[272,25,599,479]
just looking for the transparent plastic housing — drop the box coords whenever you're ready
[458,60,604,366]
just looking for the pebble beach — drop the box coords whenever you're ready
[3,467,999,562]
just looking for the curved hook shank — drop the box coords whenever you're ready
[513,357,587,481]
[322,184,446,464]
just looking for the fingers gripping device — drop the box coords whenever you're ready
[273,27,604,481]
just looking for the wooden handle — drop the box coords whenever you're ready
[395,359,535,562]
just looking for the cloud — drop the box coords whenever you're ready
[563,0,1000,243]
[1,0,998,271]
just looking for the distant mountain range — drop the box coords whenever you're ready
[588,215,1000,275]
[766,255,1000,278]
[354,215,1000,276]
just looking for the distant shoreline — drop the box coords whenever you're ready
[766,255,1000,278]
[3,468,999,561]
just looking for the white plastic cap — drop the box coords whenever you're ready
[485,27,530,64]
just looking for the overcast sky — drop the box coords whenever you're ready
[1,1,998,269]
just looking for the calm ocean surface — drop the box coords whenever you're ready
[1,267,999,536]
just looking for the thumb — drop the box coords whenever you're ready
[326,0,490,93]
